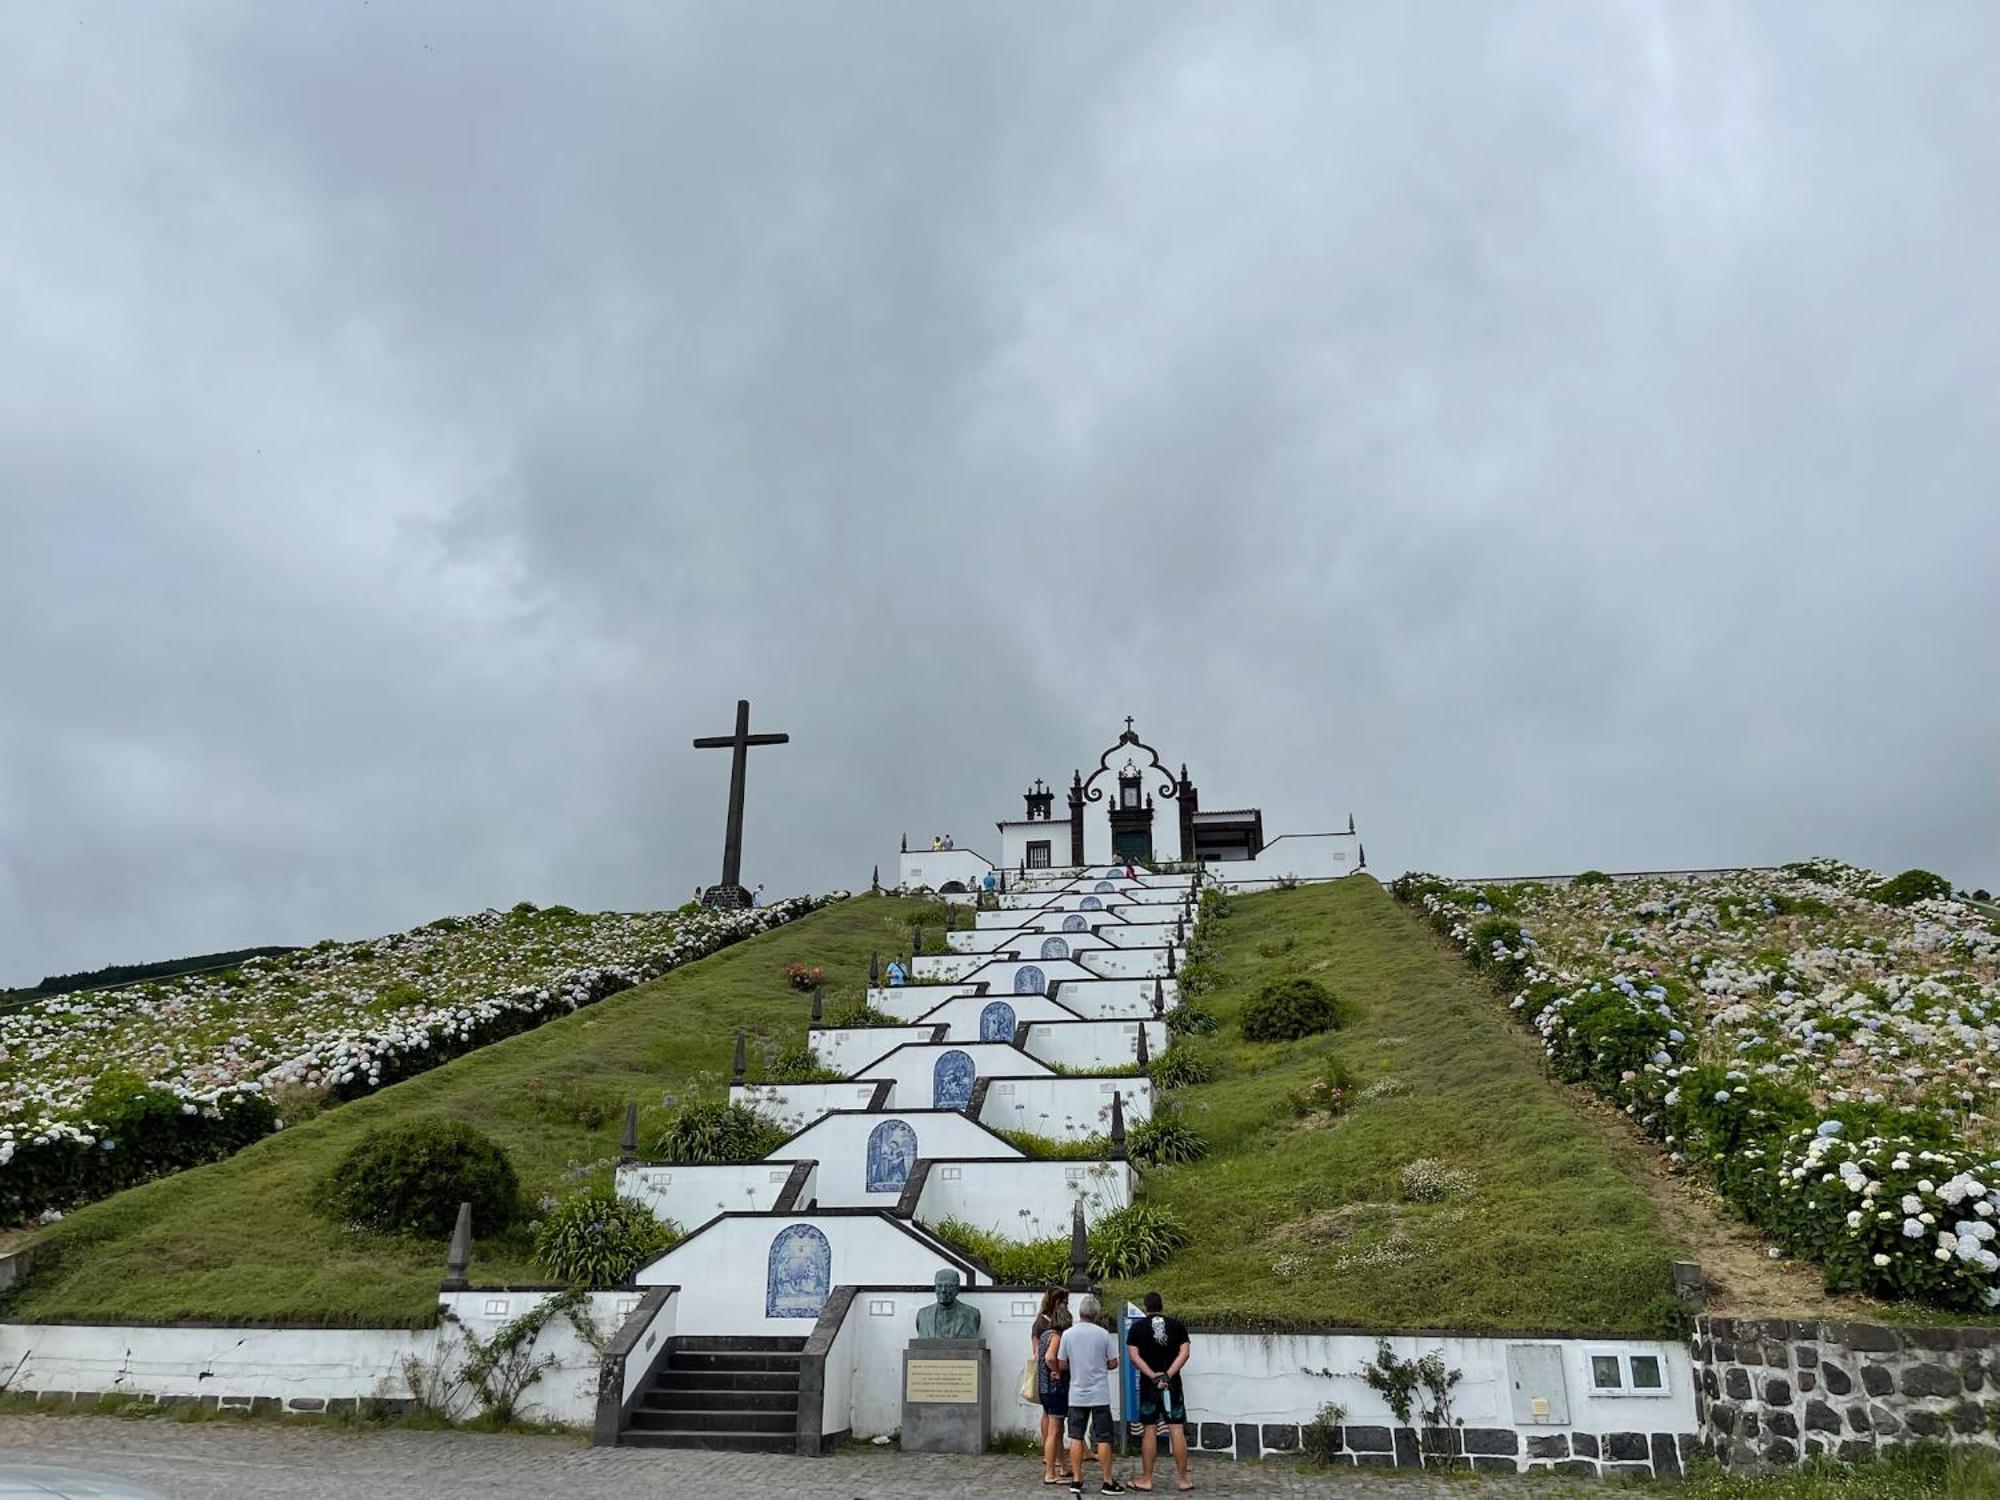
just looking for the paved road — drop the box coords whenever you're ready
[0,1416,1608,1498]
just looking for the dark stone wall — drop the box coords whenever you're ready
[1193,1417,1693,1478]
[1693,1316,2000,1471]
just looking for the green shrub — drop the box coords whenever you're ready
[1241,977,1344,1042]
[999,1129,1111,1161]
[532,1189,678,1287]
[1570,869,1612,887]
[1088,1202,1189,1278]
[1127,1111,1209,1167]
[513,1077,620,1130]
[1164,999,1220,1038]
[822,996,899,1028]
[1149,1044,1214,1089]
[1174,960,1222,999]
[317,1119,520,1240]
[762,1043,844,1084]
[932,1218,1067,1285]
[1299,1402,1347,1465]
[1868,868,1951,907]
[653,1100,788,1163]
[1398,1157,1472,1202]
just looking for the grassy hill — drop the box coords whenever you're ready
[9,880,1693,1335]
[4,895,927,1327]
[1108,878,1686,1333]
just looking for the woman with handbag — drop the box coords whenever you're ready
[1030,1287,1075,1485]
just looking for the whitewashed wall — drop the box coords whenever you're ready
[976,1075,1151,1139]
[856,1042,1049,1106]
[0,1290,632,1428]
[1048,980,1168,1020]
[778,1111,1020,1205]
[615,1159,804,1229]
[951,958,1094,995]
[908,954,985,980]
[618,1292,680,1410]
[1080,947,1170,978]
[1023,1019,1169,1072]
[832,1287,1051,1440]
[914,1159,1133,1241]
[898,849,994,891]
[636,1217,976,1335]
[1203,834,1357,889]
[872,982,983,1016]
[896,990,1077,1036]
[1182,1330,1695,1441]
[731,1080,883,1131]
[810,1024,941,1074]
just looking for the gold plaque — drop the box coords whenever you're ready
[905,1358,981,1405]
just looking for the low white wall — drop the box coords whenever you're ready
[908,954,984,981]
[820,1292,860,1437]
[954,956,1094,995]
[1049,979,1169,1020]
[732,1080,884,1131]
[856,1042,1047,1108]
[1203,834,1357,889]
[977,1075,1151,1139]
[899,849,994,891]
[872,983,982,1017]
[1184,1329,1695,1439]
[615,1159,803,1229]
[834,1287,1053,1440]
[0,1290,632,1428]
[810,1024,941,1074]
[1023,1019,1168,1072]
[636,1217,975,1335]
[900,989,1077,1037]
[781,1110,1019,1206]
[619,1292,679,1409]
[1080,946,1171,978]
[915,1159,1132,1241]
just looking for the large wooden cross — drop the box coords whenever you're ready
[692,699,790,907]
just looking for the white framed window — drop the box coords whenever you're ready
[1585,1348,1670,1396]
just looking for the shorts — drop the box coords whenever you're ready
[1065,1404,1114,1447]
[1039,1388,1069,1418]
[1137,1382,1187,1427]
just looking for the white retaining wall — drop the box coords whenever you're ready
[777,1111,1019,1205]
[615,1159,805,1228]
[855,1042,1048,1107]
[914,1159,1132,1241]
[731,1080,884,1132]
[810,1024,941,1074]
[1023,1019,1169,1072]
[976,1075,1150,1139]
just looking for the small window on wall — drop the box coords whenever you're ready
[1587,1349,1669,1396]
[1026,841,1052,869]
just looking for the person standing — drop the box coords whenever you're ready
[1053,1294,1124,1495]
[1125,1291,1193,1492]
[1032,1288,1074,1485]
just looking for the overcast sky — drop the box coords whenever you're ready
[2,2,1994,982]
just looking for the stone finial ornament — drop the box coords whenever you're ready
[1067,1199,1092,1293]
[1152,977,1164,1017]
[1110,1090,1126,1161]
[731,1031,747,1086]
[441,1201,472,1291]
[870,950,881,986]
[1136,1023,1151,1067]
[810,985,824,1024]
[618,1101,638,1164]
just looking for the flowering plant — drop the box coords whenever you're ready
[1393,862,2000,1313]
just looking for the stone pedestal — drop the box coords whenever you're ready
[900,1338,991,1454]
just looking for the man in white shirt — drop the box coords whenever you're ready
[1053,1294,1125,1495]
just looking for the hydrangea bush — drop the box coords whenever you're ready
[0,894,844,1224]
[1392,861,2000,1314]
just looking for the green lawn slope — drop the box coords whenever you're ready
[5,895,926,1327]
[1109,878,1686,1334]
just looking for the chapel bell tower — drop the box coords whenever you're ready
[1023,778,1054,821]
[1107,759,1156,863]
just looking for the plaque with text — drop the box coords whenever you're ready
[905,1358,980,1405]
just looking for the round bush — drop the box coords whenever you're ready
[1149,1044,1214,1090]
[1868,868,1951,908]
[533,1189,678,1288]
[318,1119,520,1240]
[1241,977,1344,1043]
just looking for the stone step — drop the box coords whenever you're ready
[626,1405,796,1435]
[640,1385,798,1412]
[652,1366,800,1394]
[666,1349,803,1375]
[616,1428,795,1453]
[672,1335,808,1353]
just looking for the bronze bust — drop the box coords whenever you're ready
[914,1268,981,1338]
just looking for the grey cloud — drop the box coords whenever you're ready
[1,1,1994,981]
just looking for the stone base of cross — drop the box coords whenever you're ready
[701,883,752,910]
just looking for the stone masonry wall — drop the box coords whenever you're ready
[1192,1419,1693,1478]
[1694,1316,2000,1470]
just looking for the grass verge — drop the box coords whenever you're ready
[1107,878,1686,1333]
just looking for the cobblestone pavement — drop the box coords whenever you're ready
[0,1416,1617,1498]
